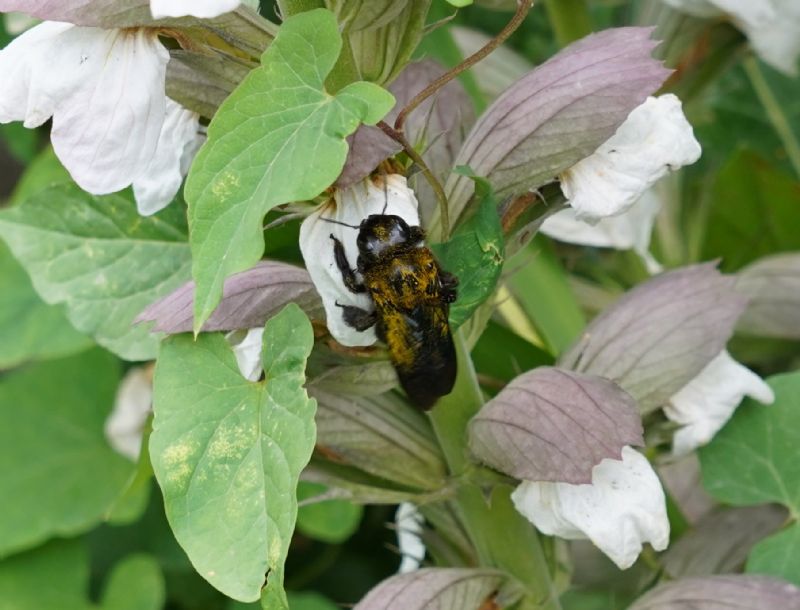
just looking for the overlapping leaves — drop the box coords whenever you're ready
[186,8,394,332]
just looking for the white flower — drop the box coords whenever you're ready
[541,188,664,274]
[134,99,203,215]
[227,327,265,382]
[150,0,242,19]
[299,174,421,347]
[0,20,200,215]
[664,350,775,456]
[661,0,800,75]
[560,94,701,222]
[512,446,670,569]
[395,502,425,573]
[105,367,153,461]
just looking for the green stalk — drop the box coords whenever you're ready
[744,57,800,180]
[429,332,562,609]
[541,0,592,46]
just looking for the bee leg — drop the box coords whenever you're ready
[408,226,426,245]
[330,234,366,294]
[335,301,377,331]
[440,271,459,304]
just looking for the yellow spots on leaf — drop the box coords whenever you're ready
[211,170,241,203]
[162,440,197,490]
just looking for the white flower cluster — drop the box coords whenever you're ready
[0,1,243,215]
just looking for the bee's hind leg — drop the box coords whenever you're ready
[335,302,377,331]
[330,234,366,293]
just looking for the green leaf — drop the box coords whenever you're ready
[700,372,800,585]
[702,151,800,272]
[8,146,71,206]
[296,481,363,543]
[100,554,165,610]
[433,172,504,329]
[0,349,134,557]
[0,183,192,360]
[747,525,800,587]
[0,540,90,610]
[186,8,395,332]
[700,373,800,513]
[0,240,91,368]
[151,304,317,604]
[0,122,38,164]
[506,236,586,356]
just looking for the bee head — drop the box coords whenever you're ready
[357,214,411,260]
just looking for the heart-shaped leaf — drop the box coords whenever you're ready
[150,304,316,603]
[185,8,394,332]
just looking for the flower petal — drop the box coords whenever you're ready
[395,503,425,574]
[133,99,201,215]
[541,188,663,273]
[560,94,701,222]
[299,175,421,347]
[0,21,74,127]
[665,350,775,456]
[49,27,168,195]
[104,367,153,461]
[150,0,241,18]
[512,446,670,569]
[227,327,264,382]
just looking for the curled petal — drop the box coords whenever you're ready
[227,327,264,382]
[665,350,775,456]
[104,367,153,461]
[150,0,242,19]
[299,175,420,347]
[512,446,669,569]
[561,94,701,221]
[133,99,202,215]
[541,188,663,273]
[395,503,425,574]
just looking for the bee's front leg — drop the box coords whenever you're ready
[335,302,377,331]
[440,271,459,304]
[330,234,366,294]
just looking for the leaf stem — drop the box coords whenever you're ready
[377,120,451,241]
[744,56,800,180]
[393,0,533,133]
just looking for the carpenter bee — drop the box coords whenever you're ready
[327,195,458,409]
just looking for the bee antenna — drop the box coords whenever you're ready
[321,217,359,229]
[380,177,389,216]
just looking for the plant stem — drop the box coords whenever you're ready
[744,56,800,180]
[377,121,451,241]
[541,0,592,46]
[429,332,562,609]
[393,0,533,133]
